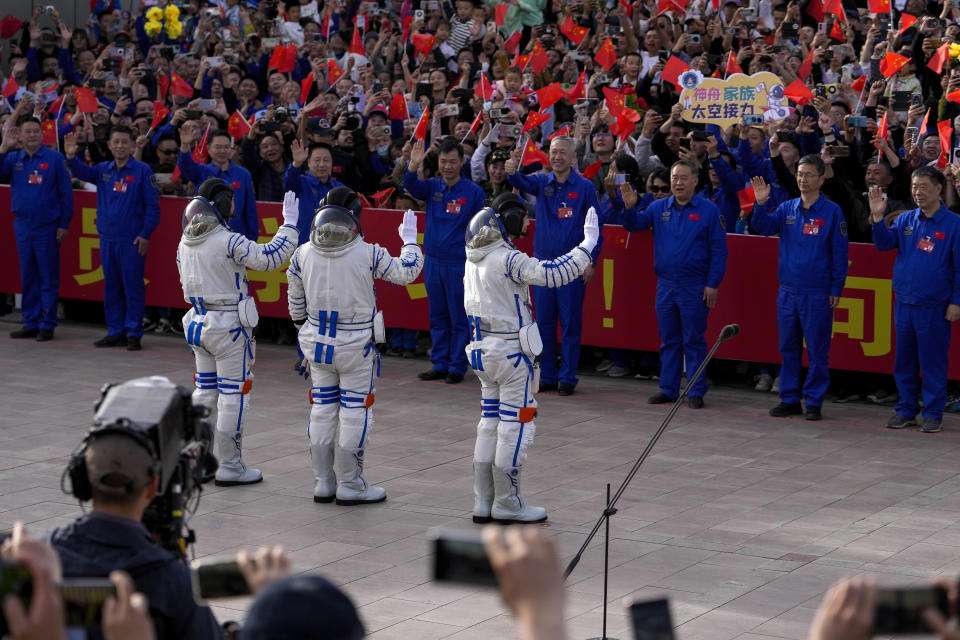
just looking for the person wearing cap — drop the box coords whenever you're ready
[750,156,849,422]
[0,115,73,342]
[505,135,601,396]
[285,140,346,244]
[177,125,259,241]
[405,137,487,384]
[286,197,423,504]
[46,431,223,639]
[464,195,599,523]
[63,126,160,351]
[178,179,301,486]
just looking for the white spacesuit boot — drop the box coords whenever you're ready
[335,446,386,505]
[491,464,547,523]
[472,398,498,523]
[310,443,336,503]
[214,386,262,486]
[473,462,495,523]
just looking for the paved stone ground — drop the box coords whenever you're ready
[2,319,959,639]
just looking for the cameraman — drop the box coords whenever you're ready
[46,431,223,639]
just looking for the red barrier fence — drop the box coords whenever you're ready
[0,187,946,376]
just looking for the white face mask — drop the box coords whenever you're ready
[481,61,489,73]
[377,142,391,157]
[637,20,649,32]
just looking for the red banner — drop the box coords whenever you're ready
[0,188,951,376]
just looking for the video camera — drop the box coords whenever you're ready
[62,376,217,559]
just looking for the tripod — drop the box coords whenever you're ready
[567,324,741,640]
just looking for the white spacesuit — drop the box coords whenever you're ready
[287,204,423,505]
[464,199,599,523]
[177,180,300,486]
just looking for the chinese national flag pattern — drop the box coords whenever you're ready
[822,0,844,20]
[158,74,170,101]
[268,45,297,73]
[581,160,602,179]
[521,110,550,133]
[74,86,98,112]
[850,75,866,94]
[193,124,211,164]
[326,59,345,85]
[879,52,909,77]
[725,52,743,76]
[412,33,436,56]
[535,82,563,110]
[300,73,314,105]
[939,119,953,156]
[1,74,18,99]
[171,73,194,98]
[150,100,169,130]
[875,112,888,145]
[603,86,626,116]
[929,43,950,74]
[919,108,930,136]
[867,0,890,12]
[606,226,629,249]
[797,48,815,79]
[548,125,571,140]
[414,107,429,141]
[228,111,251,141]
[504,29,521,53]
[474,73,494,100]
[371,187,395,207]
[594,37,617,71]
[390,93,408,120]
[829,20,844,42]
[47,94,65,114]
[495,3,508,26]
[529,40,550,74]
[463,112,482,141]
[513,53,531,71]
[661,55,690,90]
[898,13,917,34]
[737,186,756,213]
[805,0,823,21]
[559,16,588,45]
[520,138,549,166]
[349,27,365,55]
[566,70,586,101]
[40,119,56,146]
[783,78,814,106]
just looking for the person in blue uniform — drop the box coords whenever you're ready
[64,126,160,351]
[749,155,849,421]
[614,159,727,408]
[284,140,345,245]
[0,116,73,342]
[404,137,486,384]
[505,136,602,396]
[869,167,960,434]
[177,126,258,241]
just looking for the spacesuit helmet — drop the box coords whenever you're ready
[182,178,235,238]
[491,192,528,238]
[319,186,363,219]
[465,206,509,250]
[310,204,362,249]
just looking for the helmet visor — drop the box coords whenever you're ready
[181,197,225,238]
[310,205,361,249]
[465,207,507,250]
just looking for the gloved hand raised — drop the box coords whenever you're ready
[282,191,300,228]
[398,209,418,245]
[578,207,600,253]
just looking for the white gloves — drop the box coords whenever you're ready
[281,191,300,228]
[579,207,599,253]
[481,123,501,147]
[398,209,418,245]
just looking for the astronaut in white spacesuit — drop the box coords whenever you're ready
[177,178,300,486]
[464,193,599,523]
[287,199,423,505]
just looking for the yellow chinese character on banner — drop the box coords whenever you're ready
[74,207,103,286]
[833,275,893,357]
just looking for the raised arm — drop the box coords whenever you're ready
[506,208,598,288]
[372,210,424,285]
[229,191,300,270]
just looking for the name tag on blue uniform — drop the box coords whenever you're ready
[786,215,796,225]
[661,212,671,221]
[904,226,913,236]
[543,187,554,197]
[432,192,443,202]
[13,163,22,171]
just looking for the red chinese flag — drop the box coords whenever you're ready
[321,12,333,39]
[0,14,24,39]
[530,40,549,74]
[535,82,564,110]
[520,139,549,166]
[372,186,395,207]
[920,108,930,136]
[495,3,508,26]
[797,48,815,80]
[40,119,56,146]
[412,33,436,56]
[559,16,588,45]
[414,107,429,141]
[566,70,586,101]
[171,73,194,98]
[594,37,618,71]
[548,125,571,140]
[657,0,686,14]
[879,52,909,77]
[822,0,844,20]
[227,111,251,141]
[783,78,815,106]
[463,112,482,140]
[610,111,636,141]
[898,13,917,34]
[582,159,602,179]
[47,94,65,114]
[725,51,743,76]
[513,53,531,70]
[875,111,888,144]
[1,74,18,99]
[939,119,953,156]
[193,124,211,164]
[300,73,314,105]
[829,20,844,42]
[602,86,626,116]
[402,15,413,43]
[158,74,170,101]
[618,0,633,17]
[350,26,365,55]
[661,55,690,90]
[504,29,522,54]
[390,93,408,120]
[474,73,494,100]
[850,75,866,94]
[606,225,629,248]
[521,110,550,133]
[929,43,950,74]
[737,185,756,213]
[326,59,345,85]
[805,0,823,21]
[151,100,169,130]
[74,86,98,112]
[947,89,960,104]
[867,0,890,12]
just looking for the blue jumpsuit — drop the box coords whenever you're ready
[177,153,259,241]
[68,156,160,339]
[507,171,601,388]
[283,165,345,245]
[751,195,849,407]
[403,170,486,377]
[0,147,73,331]
[873,204,960,421]
[611,194,727,399]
